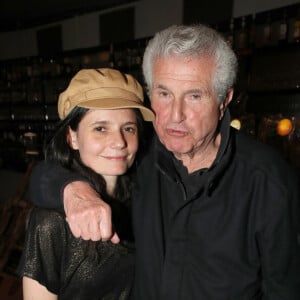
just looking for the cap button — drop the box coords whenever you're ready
[65,99,71,110]
[63,99,71,118]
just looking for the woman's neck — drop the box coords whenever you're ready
[103,175,117,196]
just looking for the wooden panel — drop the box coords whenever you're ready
[183,0,234,25]
[99,7,134,44]
[37,25,62,56]
[248,46,300,92]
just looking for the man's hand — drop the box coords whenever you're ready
[63,181,120,243]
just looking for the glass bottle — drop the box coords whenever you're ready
[109,43,115,68]
[262,13,272,47]
[248,13,257,48]
[293,6,300,43]
[226,18,235,48]
[235,16,247,50]
[278,9,288,44]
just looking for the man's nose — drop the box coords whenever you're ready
[170,99,185,122]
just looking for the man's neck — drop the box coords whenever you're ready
[174,133,221,174]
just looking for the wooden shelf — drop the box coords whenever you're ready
[0,161,35,300]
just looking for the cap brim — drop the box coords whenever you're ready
[78,98,155,121]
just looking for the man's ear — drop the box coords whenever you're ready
[67,127,79,150]
[219,88,234,119]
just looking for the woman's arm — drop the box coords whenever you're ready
[23,277,57,300]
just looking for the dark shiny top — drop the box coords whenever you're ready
[19,208,135,300]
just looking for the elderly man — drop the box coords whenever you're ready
[30,24,300,299]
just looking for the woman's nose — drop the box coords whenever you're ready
[111,131,127,149]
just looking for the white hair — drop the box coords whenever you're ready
[142,24,238,104]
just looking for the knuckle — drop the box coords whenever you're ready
[91,234,101,242]
[81,233,90,241]
[100,204,111,215]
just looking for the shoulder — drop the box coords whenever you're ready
[233,129,297,188]
[28,208,67,235]
[235,130,288,166]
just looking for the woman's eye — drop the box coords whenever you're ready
[124,126,137,133]
[95,126,105,132]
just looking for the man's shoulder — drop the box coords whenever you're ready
[233,130,297,183]
[235,131,284,162]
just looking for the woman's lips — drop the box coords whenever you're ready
[103,156,127,161]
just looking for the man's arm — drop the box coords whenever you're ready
[262,175,300,299]
[29,160,88,208]
[29,161,118,242]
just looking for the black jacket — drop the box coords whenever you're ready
[30,111,300,300]
[131,111,300,300]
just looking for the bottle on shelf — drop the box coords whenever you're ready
[235,16,248,51]
[248,13,257,48]
[292,6,300,43]
[278,9,288,45]
[262,13,272,47]
[134,41,143,67]
[109,43,115,68]
[225,18,235,48]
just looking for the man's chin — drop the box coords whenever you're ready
[165,143,190,156]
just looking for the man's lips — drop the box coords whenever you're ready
[166,128,188,136]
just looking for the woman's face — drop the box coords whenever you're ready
[69,108,139,180]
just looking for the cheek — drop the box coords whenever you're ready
[77,138,102,160]
[78,145,95,165]
[151,98,165,114]
[195,112,219,133]
[128,137,139,155]
[152,103,168,125]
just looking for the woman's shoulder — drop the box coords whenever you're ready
[28,207,67,234]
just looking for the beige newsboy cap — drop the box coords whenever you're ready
[58,68,155,121]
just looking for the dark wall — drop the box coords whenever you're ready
[99,7,135,44]
[183,0,234,25]
[37,25,62,56]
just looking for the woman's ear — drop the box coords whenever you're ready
[67,127,79,150]
[219,88,234,119]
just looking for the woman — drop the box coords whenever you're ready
[18,68,155,300]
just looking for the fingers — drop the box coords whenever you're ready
[89,218,102,241]
[66,217,82,238]
[63,181,118,242]
[66,215,120,242]
[110,232,120,244]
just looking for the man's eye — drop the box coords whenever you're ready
[159,91,169,97]
[191,94,201,100]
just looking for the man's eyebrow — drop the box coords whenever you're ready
[185,88,202,93]
[154,84,168,90]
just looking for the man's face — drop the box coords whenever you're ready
[150,55,231,160]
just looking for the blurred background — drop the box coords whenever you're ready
[0,0,300,298]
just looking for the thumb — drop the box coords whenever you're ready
[110,232,120,244]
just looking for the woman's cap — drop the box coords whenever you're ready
[58,68,155,121]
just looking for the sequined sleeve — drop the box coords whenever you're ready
[18,207,67,294]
